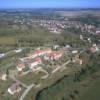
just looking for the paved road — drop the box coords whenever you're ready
[52,48,87,74]
[19,84,35,100]
[52,60,71,73]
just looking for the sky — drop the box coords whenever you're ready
[0,0,100,9]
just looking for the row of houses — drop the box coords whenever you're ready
[17,48,63,71]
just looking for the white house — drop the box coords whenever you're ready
[72,58,83,65]
[8,83,21,95]
[0,53,5,58]
[14,48,22,53]
[72,50,78,54]
[29,58,42,69]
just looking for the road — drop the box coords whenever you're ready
[19,84,35,100]
[52,48,87,74]
[52,60,71,73]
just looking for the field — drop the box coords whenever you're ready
[56,10,100,17]
[0,37,16,45]
[35,71,100,100]
[18,71,46,85]
[79,79,100,100]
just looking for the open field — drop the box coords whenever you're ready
[56,10,100,17]
[79,79,100,100]
[24,64,82,100]
[0,37,16,45]
[34,71,100,100]
[18,71,46,85]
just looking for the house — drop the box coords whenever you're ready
[34,48,52,56]
[96,30,100,35]
[19,48,52,63]
[72,58,83,65]
[47,51,63,60]
[52,52,62,60]
[16,63,25,71]
[72,55,82,65]
[72,50,78,54]
[90,44,99,53]
[29,58,42,69]
[65,45,71,49]
[14,48,22,53]
[8,83,21,95]
[0,53,5,58]
[28,53,38,59]
[44,48,52,54]
[0,71,7,81]
[80,35,84,40]
[87,38,92,43]
[53,45,60,50]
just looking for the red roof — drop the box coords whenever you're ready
[35,50,43,54]
[34,58,42,62]
[48,51,62,57]
[17,63,25,68]
[35,48,52,54]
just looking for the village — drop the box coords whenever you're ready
[0,9,100,100]
[33,19,100,35]
[0,38,100,100]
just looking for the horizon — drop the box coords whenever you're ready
[0,0,100,9]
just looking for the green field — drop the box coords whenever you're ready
[0,37,16,45]
[79,79,100,100]
[18,71,46,85]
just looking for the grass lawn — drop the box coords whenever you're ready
[24,64,82,100]
[0,79,13,93]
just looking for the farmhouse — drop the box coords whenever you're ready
[28,58,42,69]
[8,83,21,95]
[0,53,5,58]
[72,55,83,65]
[73,59,82,65]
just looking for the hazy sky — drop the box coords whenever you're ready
[0,0,100,8]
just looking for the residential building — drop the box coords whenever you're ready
[0,53,5,58]
[47,51,63,60]
[29,58,42,69]
[72,58,83,65]
[8,83,21,95]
